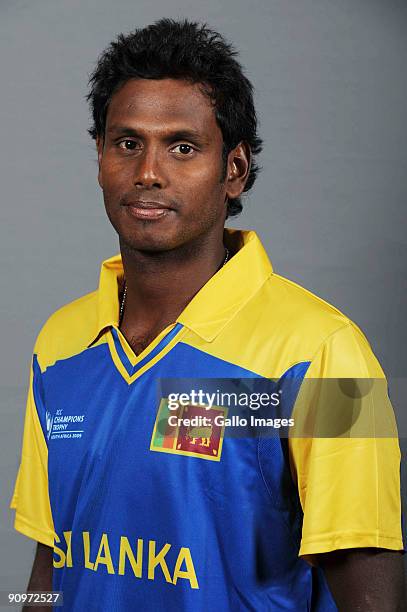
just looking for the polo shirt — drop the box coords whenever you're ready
[11,229,403,611]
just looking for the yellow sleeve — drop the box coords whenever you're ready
[10,355,55,546]
[289,322,404,558]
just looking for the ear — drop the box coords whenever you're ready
[225,142,251,201]
[96,135,104,189]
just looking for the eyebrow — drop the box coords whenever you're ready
[106,125,208,145]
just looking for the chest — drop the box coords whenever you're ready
[42,338,304,596]
[119,319,175,357]
[125,332,157,356]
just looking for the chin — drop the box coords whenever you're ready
[121,230,183,253]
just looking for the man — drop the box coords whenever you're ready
[11,18,405,611]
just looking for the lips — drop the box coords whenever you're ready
[125,200,171,210]
[123,200,173,220]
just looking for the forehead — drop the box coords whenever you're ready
[106,78,218,134]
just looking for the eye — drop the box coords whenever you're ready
[118,140,140,150]
[171,143,195,155]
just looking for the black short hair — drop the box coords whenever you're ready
[87,18,263,217]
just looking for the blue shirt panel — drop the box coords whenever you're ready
[36,340,336,611]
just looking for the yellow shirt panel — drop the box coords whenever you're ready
[289,323,403,557]
[10,356,55,547]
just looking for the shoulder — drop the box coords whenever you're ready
[263,274,384,376]
[239,271,383,375]
[252,272,354,347]
[33,290,99,371]
[269,272,351,329]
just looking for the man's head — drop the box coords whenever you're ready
[87,19,263,253]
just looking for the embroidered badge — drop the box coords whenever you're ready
[150,399,227,461]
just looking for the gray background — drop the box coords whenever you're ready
[1,0,406,595]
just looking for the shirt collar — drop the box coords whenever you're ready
[89,229,273,346]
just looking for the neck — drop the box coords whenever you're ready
[119,233,228,332]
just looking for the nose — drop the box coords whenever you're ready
[133,146,165,189]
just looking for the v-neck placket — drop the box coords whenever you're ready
[106,322,185,384]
